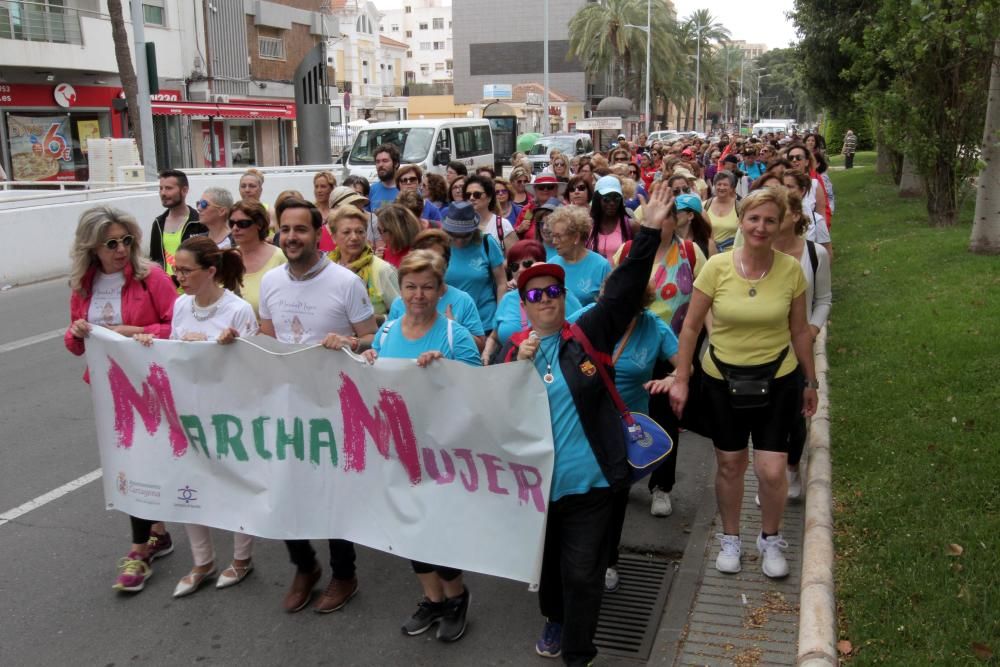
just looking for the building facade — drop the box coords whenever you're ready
[378,0,453,86]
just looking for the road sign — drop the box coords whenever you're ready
[575,117,623,131]
[483,84,513,100]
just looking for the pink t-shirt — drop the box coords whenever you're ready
[595,225,624,261]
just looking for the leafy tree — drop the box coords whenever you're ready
[969,40,1000,254]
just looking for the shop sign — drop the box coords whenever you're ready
[483,84,513,100]
[575,117,624,131]
[54,83,77,108]
[8,114,75,181]
[0,83,180,108]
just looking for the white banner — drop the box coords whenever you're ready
[84,327,554,584]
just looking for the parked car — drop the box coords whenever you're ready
[231,141,251,163]
[526,133,595,174]
[646,130,683,146]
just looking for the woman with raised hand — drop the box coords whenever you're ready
[65,206,178,593]
[134,236,259,598]
[327,205,400,323]
[498,181,669,666]
[228,200,287,319]
[362,250,480,643]
[660,187,818,581]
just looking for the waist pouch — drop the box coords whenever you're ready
[709,345,789,409]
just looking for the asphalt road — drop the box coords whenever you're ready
[0,278,713,666]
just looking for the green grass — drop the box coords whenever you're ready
[827,152,1000,664]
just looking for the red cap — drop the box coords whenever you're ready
[516,262,566,294]
[681,148,694,157]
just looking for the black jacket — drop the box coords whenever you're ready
[149,205,206,269]
[501,226,660,489]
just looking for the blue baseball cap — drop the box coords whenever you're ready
[595,175,623,197]
[674,193,703,214]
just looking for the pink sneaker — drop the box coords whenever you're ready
[113,551,152,592]
[146,531,174,561]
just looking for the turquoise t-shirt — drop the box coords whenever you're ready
[532,332,608,501]
[387,285,484,336]
[373,315,481,367]
[571,305,678,414]
[493,289,583,346]
[552,250,611,306]
[445,234,504,330]
[545,244,557,260]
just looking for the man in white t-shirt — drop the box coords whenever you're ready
[258,197,377,615]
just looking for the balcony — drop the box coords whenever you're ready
[0,0,84,45]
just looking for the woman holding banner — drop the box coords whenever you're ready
[498,183,668,665]
[133,236,259,597]
[65,205,178,593]
[362,249,480,643]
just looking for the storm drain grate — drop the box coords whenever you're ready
[594,554,674,661]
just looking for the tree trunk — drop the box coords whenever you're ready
[107,0,142,155]
[969,39,1000,254]
[924,157,958,226]
[875,124,892,174]
[898,155,924,197]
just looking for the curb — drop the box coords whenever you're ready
[797,327,838,666]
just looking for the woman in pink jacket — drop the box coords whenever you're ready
[65,205,178,593]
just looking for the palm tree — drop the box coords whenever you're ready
[569,0,646,98]
[681,9,731,130]
[106,0,144,154]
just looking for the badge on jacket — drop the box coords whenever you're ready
[579,360,597,377]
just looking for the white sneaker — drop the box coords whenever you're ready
[787,468,803,499]
[715,533,742,573]
[650,489,673,517]
[757,533,790,578]
[604,567,620,592]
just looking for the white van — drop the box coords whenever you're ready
[753,120,795,137]
[340,119,495,182]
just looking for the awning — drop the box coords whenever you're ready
[151,100,295,119]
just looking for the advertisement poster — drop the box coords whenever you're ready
[201,121,226,167]
[8,114,75,181]
[76,120,101,154]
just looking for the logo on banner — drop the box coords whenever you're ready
[117,471,128,496]
[177,486,198,504]
[53,83,77,108]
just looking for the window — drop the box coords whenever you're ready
[433,41,445,50]
[454,126,492,159]
[446,59,453,70]
[405,5,412,12]
[258,36,285,60]
[433,18,444,29]
[406,30,412,38]
[406,50,412,57]
[435,63,445,71]
[143,0,165,26]
[420,64,430,74]
[391,24,399,32]
[418,22,428,30]
[420,42,431,50]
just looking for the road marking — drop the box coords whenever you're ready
[0,468,103,528]
[0,328,63,355]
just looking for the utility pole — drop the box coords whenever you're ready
[625,0,652,134]
[694,25,702,133]
[129,0,157,180]
[755,70,770,124]
[543,0,550,134]
[738,57,746,135]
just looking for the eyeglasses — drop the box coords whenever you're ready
[672,186,692,195]
[514,259,535,271]
[514,179,529,185]
[173,266,203,278]
[534,184,557,190]
[102,235,134,250]
[399,176,419,184]
[196,199,215,210]
[467,190,487,200]
[524,284,566,303]
[228,218,256,229]
[570,184,589,193]
[789,154,807,162]
[495,189,509,196]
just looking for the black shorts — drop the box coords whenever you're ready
[704,367,804,453]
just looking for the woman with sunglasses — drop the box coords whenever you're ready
[481,240,583,364]
[587,175,635,261]
[229,200,287,318]
[498,183,669,665]
[464,175,518,252]
[515,175,567,240]
[397,164,444,227]
[448,176,466,206]
[442,202,507,335]
[133,236,259,598]
[550,154,572,181]
[509,166,534,207]
[196,187,235,248]
[65,206,179,593]
[565,175,593,208]
[493,177,522,225]
[783,144,830,229]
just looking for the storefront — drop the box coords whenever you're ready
[150,99,296,169]
[0,83,182,182]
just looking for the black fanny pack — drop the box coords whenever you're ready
[709,345,789,409]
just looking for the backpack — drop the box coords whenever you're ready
[806,240,819,278]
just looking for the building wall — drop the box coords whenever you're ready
[451,0,587,105]
[380,0,453,85]
[247,19,323,82]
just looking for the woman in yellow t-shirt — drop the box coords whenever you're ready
[705,171,740,252]
[654,188,818,582]
[228,200,286,318]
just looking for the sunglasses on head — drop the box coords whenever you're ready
[524,284,566,303]
[467,191,487,200]
[514,259,535,270]
[103,235,134,250]
[399,176,419,184]
[228,218,256,229]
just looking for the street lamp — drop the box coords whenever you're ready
[543,0,549,133]
[624,0,652,135]
[755,70,770,124]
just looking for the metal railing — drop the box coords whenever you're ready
[0,0,86,45]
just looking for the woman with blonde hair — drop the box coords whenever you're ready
[376,203,423,267]
[548,204,611,306]
[64,206,179,593]
[313,171,338,252]
[327,205,400,322]
[509,166,533,208]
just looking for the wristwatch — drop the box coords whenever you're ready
[805,378,820,390]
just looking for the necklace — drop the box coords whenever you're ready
[538,335,557,384]
[191,293,224,321]
[738,251,770,297]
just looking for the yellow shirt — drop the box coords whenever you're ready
[706,201,739,246]
[242,247,288,318]
[695,250,806,379]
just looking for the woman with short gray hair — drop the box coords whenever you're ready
[196,186,235,248]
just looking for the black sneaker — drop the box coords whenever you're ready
[402,598,446,636]
[435,587,471,642]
